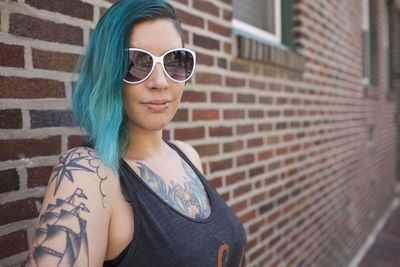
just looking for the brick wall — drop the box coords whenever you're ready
[0,0,398,266]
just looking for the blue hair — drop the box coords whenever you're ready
[72,0,183,174]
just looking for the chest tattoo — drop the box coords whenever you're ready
[136,160,211,220]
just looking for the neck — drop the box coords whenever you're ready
[124,127,167,159]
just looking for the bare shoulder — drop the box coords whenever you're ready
[169,140,203,173]
[27,146,120,266]
[49,146,117,199]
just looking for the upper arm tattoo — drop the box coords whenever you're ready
[50,148,108,207]
[137,160,211,220]
[29,188,90,267]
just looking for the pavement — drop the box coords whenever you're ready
[357,195,400,267]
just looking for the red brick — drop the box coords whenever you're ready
[285,157,296,166]
[237,94,255,103]
[251,192,267,205]
[276,122,287,130]
[277,97,288,105]
[194,143,219,157]
[247,138,263,148]
[260,96,273,104]
[67,135,87,149]
[0,198,42,225]
[223,109,245,119]
[226,171,246,185]
[0,76,65,98]
[196,52,214,66]
[221,192,230,202]
[209,126,232,137]
[268,210,281,223]
[283,133,294,142]
[247,237,258,251]
[9,13,83,45]
[176,9,204,28]
[0,169,19,193]
[0,43,24,68]
[209,176,222,188]
[258,123,273,132]
[223,9,232,21]
[208,21,231,37]
[237,124,254,135]
[231,60,250,72]
[249,244,266,262]
[276,147,288,155]
[195,72,222,85]
[193,109,219,121]
[231,199,248,213]
[27,166,53,187]
[261,227,274,240]
[167,109,186,122]
[284,109,295,116]
[223,140,244,153]
[226,77,245,87]
[210,158,232,172]
[240,209,256,224]
[32,49,79,72]
[249,80,266,90]
[0,136,61,161]
[181,90,207,102]
[174,126,205,141]
[193,34,220,50]
[234,183,251,197]
[250,166,264,177]
[237,154,255,166]
[269,235,281,247]
[268,161,281,171]
[211,92,233,103]
[193,0,219,16]
[0,230,28,259]
[269,83,282,91]
[26,0,93,20]
[0,109,22,129]
[249,109,264,118]
[267,110,280,117]
[30,110,74,128]
[270,186,282,197]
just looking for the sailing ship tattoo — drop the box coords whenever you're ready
[28,188,90,266]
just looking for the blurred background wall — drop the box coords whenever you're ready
[0,0,399,266]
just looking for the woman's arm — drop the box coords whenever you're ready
[27,147,117,267]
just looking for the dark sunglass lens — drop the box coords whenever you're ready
[164,50,194,81]
[125,50,153,83]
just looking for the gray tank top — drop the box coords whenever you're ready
[104,141,247,266]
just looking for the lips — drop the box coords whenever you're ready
[141,100,171,112]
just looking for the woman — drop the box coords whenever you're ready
[27,0,247,266]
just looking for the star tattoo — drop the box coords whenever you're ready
[50,148,95,195]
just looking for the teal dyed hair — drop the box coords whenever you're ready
[72,0,184,174]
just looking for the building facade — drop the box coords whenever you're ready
[0,0,399,266]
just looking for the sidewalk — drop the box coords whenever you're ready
[357,196,400,267]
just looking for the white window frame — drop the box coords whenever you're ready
[232,0,282,44]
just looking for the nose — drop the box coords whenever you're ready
[147,62,169,90]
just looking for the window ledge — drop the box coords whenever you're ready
[236,35,305,72]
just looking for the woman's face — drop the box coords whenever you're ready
[122,19,185,133]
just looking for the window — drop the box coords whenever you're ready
[362,0,374,86]
[232,0,294,50]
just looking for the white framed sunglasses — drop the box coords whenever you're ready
[123,48,196,84]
